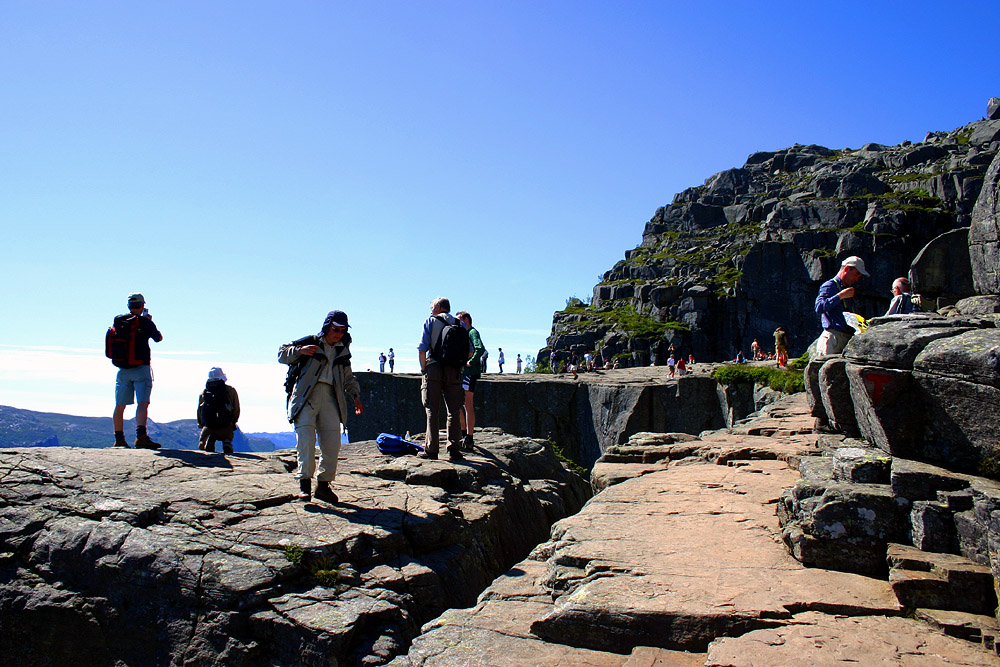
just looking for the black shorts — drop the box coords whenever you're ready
[463,375,478,392]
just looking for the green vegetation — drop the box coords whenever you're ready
[549,438,588,477]
[557,302,690,336]
[955,128,973,146]
[284,545,344,587]
[887,173,932,183]
[283,544,306,565]
[789,352,810,370]
[977,444,1000,481]
[711,364,805,394]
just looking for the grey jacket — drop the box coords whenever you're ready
[278,334,360,424]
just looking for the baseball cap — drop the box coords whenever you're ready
[127,292,145,308]
[841,256,869,277]
[320,310,350,334]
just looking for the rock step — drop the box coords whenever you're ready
[887,543,997,616]
[915,608,1000,651]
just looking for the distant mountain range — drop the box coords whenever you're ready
[0,405,292,452]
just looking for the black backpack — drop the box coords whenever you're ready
[199,381,234,429]
[431,315,470,367]
[105,315,140,368]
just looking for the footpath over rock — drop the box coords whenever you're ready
[0,432,589,666]
[393,393,998,666]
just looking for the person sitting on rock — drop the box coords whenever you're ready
[197,367,240,454]
[885,277,919,316]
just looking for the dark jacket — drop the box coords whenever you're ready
[197,380,241,428]
[114,313,163,367]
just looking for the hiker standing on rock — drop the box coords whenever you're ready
[417,297,471,461]
[197,367,240,454]
[108,292,163,449]
[815,256,869,355]
[456,311,485,451]
[278,310,363,503]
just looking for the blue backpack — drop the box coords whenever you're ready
[376,433,424,456]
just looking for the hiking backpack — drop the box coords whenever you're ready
[199,381,234,429]
[105,315,141,368]
[430,316,470,367]
[376,433,424,456]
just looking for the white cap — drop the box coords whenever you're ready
[841,256,870,277]
[208,367,227,381]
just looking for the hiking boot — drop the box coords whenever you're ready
[314,481,338,504]
[297,479,311,501]
[222,442,233,454]
[204,441,215,453]
[448,447,464,461]
[461,434,474,451]
[113,439,130,448]
[134,434,161,450]
[418,451,438,461]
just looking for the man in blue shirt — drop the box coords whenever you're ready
[417,297,472,460]
[815,256,869,355]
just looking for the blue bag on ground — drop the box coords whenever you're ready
[376,433,424,456]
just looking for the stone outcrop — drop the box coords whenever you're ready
[970,149,1000,295]
[540,103,1000,368]
[351,368,773,469]
[0,432,589,666]
[391,393,998,665]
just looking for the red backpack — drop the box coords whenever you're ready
[105,315,141,368]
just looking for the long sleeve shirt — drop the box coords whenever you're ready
[815,277,851,333]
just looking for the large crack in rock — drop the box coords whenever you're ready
[0,431,589,666]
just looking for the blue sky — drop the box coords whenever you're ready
[1,1,997,432]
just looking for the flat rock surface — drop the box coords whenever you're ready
[0,432,588,666]
[395,393,997,666]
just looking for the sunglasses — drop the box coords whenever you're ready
[329,327,348,334]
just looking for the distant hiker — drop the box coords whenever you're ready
[677,356,687,376]
[388,348,395,373]
[751,339,760,360]
[885,277,919,316]
[107,292,163,449]
[774,327,789,368]
[481,348,489,374]
[734,350,746,363]
[549,350,557,372]
[456,311,485,451]
[197,367,240,454]
[667,354,676,378]
[497,348,505,373]
[379,351,387,372]
[278,310,363,503]
[417,297,472,460]
[583,352,592,371]
[516,354,522,374]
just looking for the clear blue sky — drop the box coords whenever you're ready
[2,1,997,432]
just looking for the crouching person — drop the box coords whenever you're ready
[197,367,240,454]
[278,310,363,503]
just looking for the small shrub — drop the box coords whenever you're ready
[284,544,306,565]
[789,352,809,370]
[712,364,805,394]
[549,438,588,477]
[977,444,1000,481]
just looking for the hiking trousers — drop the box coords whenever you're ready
[421,363,464,456]
[294,382,343,482]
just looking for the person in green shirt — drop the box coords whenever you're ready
[456,311,485,451]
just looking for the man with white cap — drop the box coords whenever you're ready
[814,255,869,355]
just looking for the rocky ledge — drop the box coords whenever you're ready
[392,394,998,666]
[0,432,589,666]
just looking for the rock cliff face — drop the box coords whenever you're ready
[349,368,775,469]
[540,106,1000,368]
[0,434,589,666]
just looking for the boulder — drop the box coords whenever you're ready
[909,227,974,306]
[845,363,923,458]
[970,149,1000,294]
[818,358,859,437]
